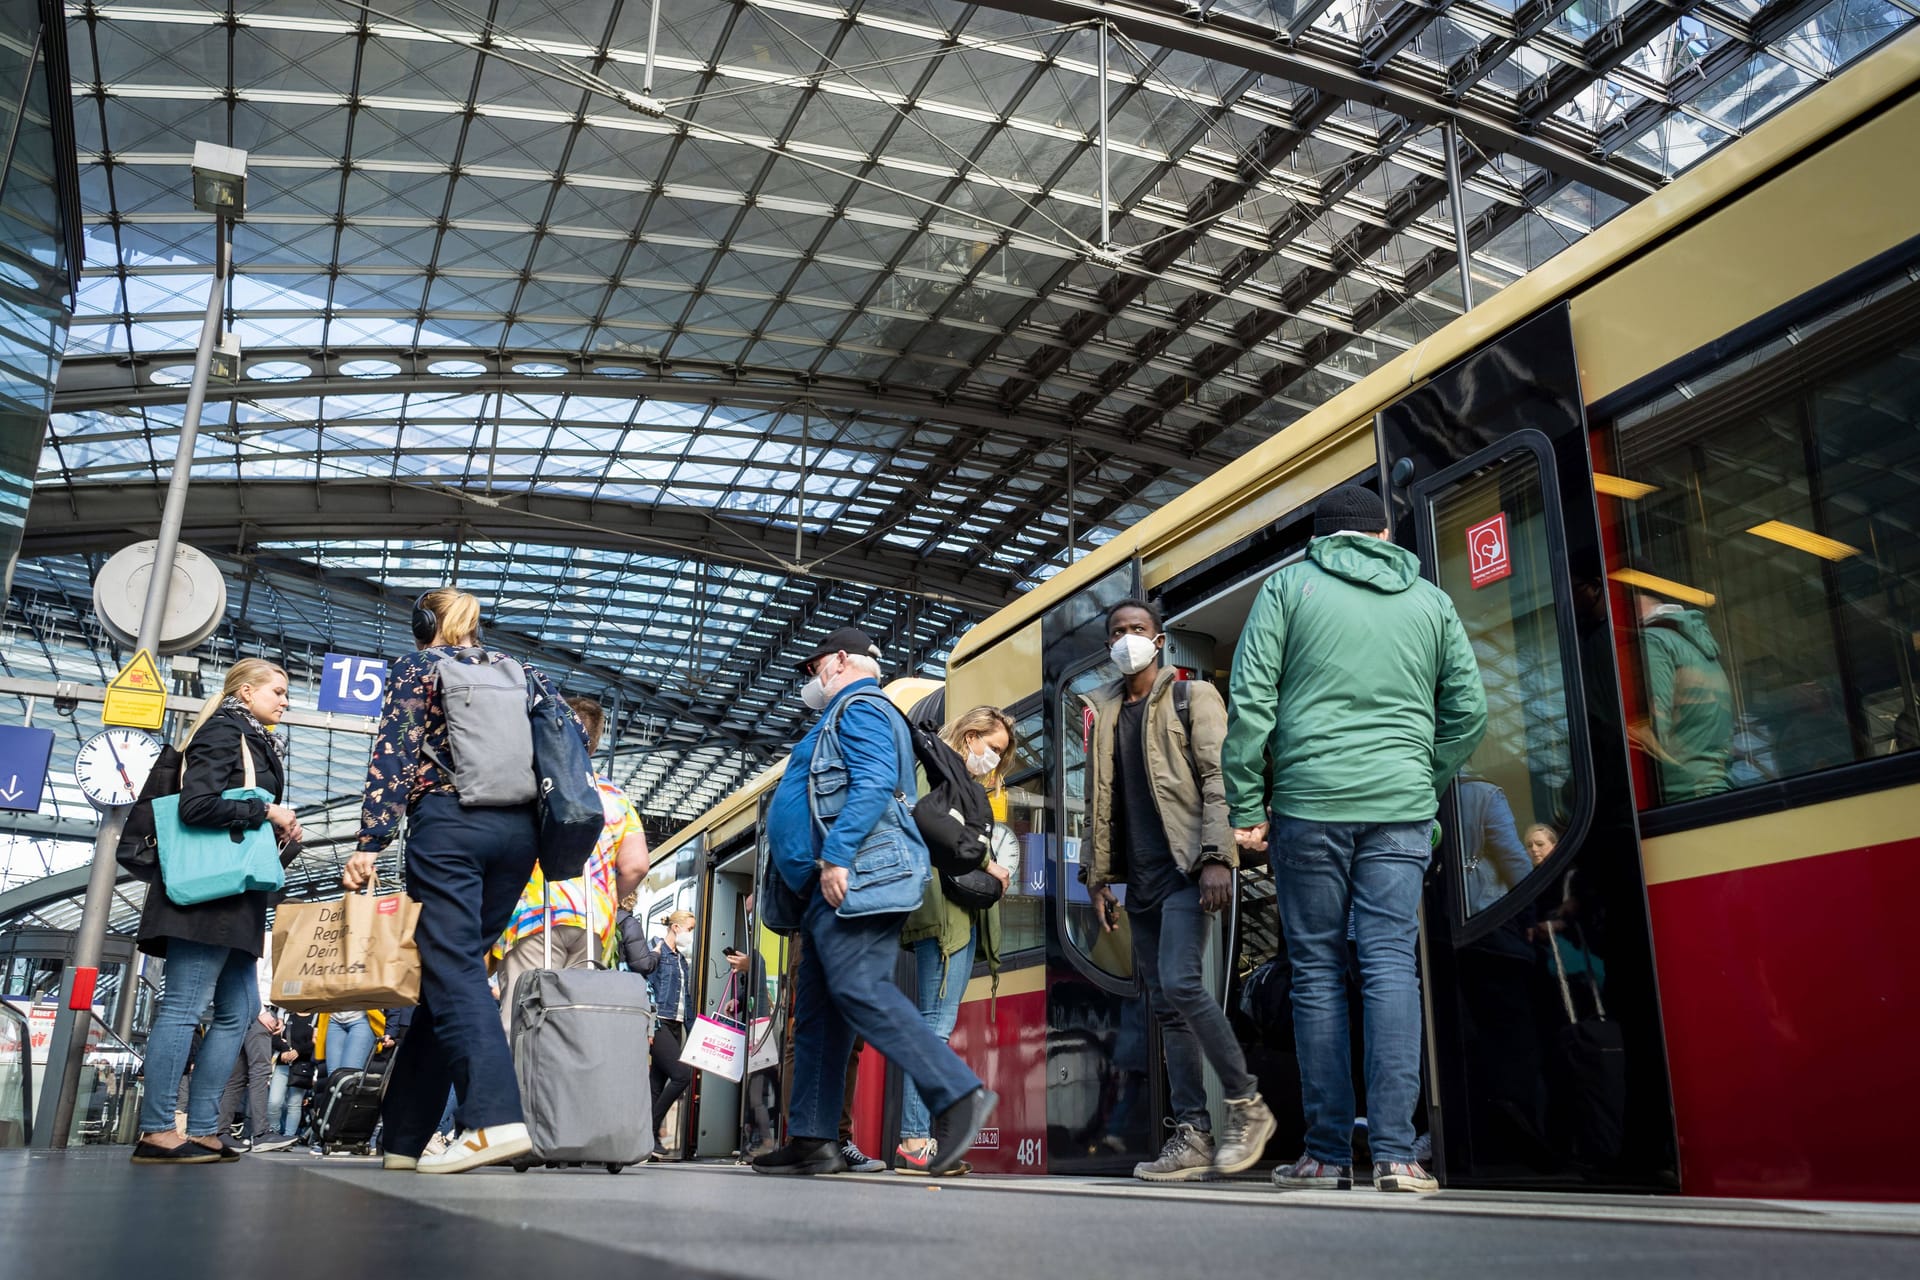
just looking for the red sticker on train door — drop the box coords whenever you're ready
[1466,513,1512,588]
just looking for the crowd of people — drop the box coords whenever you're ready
[129,485,1499,1195]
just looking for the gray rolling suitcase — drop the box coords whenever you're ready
[510,885,656,1172]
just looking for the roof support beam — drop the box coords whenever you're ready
[970,0,1661,202]
[50,351,1227,475]
[22,478,1021,611]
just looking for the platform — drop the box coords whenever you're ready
[9,1149,1920,1280]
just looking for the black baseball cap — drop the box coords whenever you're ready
[796,626,880,672]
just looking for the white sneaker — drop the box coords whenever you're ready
[418,1123,532,1175]
[424,1132,451,1157]
[382,1153,418,1171]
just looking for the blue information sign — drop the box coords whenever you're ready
[0,725,56,813]
[317,652,389,715]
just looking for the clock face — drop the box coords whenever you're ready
[74,728,163,809]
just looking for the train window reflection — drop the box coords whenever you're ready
[1599,268,1920,808]
[1428,449,1576,918]
[1061,666,1135,980]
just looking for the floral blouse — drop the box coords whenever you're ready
[355,646,562,853]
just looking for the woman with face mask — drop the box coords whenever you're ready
[893,706,1018,1175]
[640,911,697,1160]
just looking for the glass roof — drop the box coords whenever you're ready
[15,0,1912,896]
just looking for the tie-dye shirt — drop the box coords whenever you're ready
[491,776,644,960]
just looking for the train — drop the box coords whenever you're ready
[639,37,1920,1201]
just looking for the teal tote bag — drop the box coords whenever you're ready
[154,735,286,906]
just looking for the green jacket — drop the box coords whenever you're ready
[1225,533,1488,826]
[1641,605,1733,801]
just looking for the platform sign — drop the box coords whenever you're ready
[1467,512,1513,589]
[0,725,55,813]
[102,649,167,730]
[318,653,388,715]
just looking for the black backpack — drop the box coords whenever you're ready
[906,725,1004,912]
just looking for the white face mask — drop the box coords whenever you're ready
[1109,633,1160,675]
[965,745,1001,778]
[801,676,829,711]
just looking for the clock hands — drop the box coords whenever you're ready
[102,733,138,796]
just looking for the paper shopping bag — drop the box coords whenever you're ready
[747,1017,778,1074]
[679,1013,747,1081]
[271,886,422,1013]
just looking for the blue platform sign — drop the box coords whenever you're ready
[0,725,55,813]
[318,653,389,715]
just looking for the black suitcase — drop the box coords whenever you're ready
[313,1050,391,1154]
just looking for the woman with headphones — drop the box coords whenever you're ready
[343,586,562,1174]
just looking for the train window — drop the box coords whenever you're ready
[1427,447,1577,919]
[1597,268,1920,809]
[1061,663,1136,981]
[994,703,1048,960]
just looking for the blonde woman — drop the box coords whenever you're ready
[342,586,566,1174]
[132,659,304,1164]
[895,705,1016,1174]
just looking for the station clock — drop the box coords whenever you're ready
[73,727,163,809]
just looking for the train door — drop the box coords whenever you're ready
[747,793,791,1155]
[1042,558,1161,1172]
[692,842,755,1158]
[1376,306,1679,1190]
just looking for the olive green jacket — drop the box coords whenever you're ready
[1082,666,1233,895]
[902,824,1013,983]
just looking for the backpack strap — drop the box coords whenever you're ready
[1170,678,1200,786]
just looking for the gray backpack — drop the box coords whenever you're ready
[424,648,538,806]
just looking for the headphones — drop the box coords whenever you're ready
[410,592,439,648]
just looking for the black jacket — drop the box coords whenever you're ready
[285,1012,318,1089]
[616,909,657,975]
[136,708,298,959]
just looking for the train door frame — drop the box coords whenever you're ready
[1377,303,1680,1191]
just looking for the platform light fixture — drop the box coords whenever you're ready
[1746,520,1859,562]
[1593,472,1659,500]
[1608,568,1716,609]
[190,140,248,217]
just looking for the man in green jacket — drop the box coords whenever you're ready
[1085,599,1278,1182]
[1225,485,1487,1194]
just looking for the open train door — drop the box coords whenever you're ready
[1375,306,1678,1192]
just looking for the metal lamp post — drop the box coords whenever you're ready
[33,143,246,1148]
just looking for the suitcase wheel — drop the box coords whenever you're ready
[510,1157,537,1173]
[605,1163,623,1175]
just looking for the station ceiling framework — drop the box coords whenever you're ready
[16,0,1913,873]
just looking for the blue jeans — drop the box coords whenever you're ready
[379,794,539,1157]
[900,931,974,1140]
[1270,816,1430,1165]
[325,1017,375,1076]
[276,1083,307,1136]
[788,887,981,1142]
[135,940,258,1135]
[1131,883,1258,1131]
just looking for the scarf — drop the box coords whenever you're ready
[223,694,289,764]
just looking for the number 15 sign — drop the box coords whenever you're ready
[319,653,389,715]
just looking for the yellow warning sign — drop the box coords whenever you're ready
[102,649,167,731]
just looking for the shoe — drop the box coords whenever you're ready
[425,1132,451,1158]
[1411,1131,1433,1164]
[193,1134,244,1162]
[929,1087,997,1176]
[895,1141,935,1176]
[649,1142,667,1162]
[1211,1093,1278,1177]
[382,1153,418,1171]
[251,1131,299,1153]
[1272,1153,1353,1189]
[1100,1134,1127,1154]
[418,1123,533,1175]
[1134,1122,1215,1182]
[1373,1160,1439,1193]
[752,1138,850,1176]
[839,1139,886,1173]
[130,1137,220,1165]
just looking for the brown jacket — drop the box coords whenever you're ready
[1083,667,1233,894]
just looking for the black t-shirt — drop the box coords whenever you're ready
[1113,696,1189,913]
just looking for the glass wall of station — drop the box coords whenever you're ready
[0,0,79,597]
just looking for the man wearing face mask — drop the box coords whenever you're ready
[1083,600,1278,1182]
[756,628,997,1177]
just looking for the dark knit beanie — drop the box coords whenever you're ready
[1313,484,1388,536]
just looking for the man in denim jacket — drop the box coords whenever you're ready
[754,627,997,1177]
